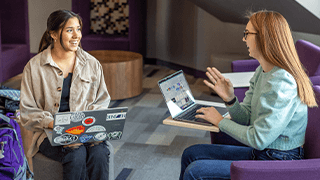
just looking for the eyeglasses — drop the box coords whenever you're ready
[243,31,257,40]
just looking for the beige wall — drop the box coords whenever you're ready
[27,0,320,72]
[28,0,71,53]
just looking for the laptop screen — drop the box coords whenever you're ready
[158,70,195,117]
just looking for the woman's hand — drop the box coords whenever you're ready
[195,107,224,126]
[48,121,54,129]
[204,67,235,102]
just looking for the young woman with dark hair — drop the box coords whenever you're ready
[20,10,111,180]
[179,10,317,180]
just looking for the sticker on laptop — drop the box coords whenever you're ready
[54,134,78,145]
[70,112,85,122]
[94,132,107,141]
[82,117,96,126]
[106,112,126,121]
[86,125,106,133]
[65,125,85,135]
[79,134,93,143]
[55,114,71,126]
[53,126,64,135]
[107,131,122,140]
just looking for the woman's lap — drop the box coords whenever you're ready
[180,144,254,180]
[180,144,304,180]
[39,138,110,180]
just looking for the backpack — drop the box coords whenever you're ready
[0,86,20,114]
[0,113,33,180]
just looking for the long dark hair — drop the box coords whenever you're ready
[38,10,83,53]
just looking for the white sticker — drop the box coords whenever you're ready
[94,132,107,141]
[55,114,71,126]
[82,116,96,126]
[106,112,126,121]
[70,112,85,122]
[107,131,123,140]
[54,134,78,145]
[53,126,64,134]
[86,125,106,133]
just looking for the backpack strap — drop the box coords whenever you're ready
[0,113,10,124]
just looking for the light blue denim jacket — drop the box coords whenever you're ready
[219,66,307,150]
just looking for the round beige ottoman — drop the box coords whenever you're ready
[88,50,143,100]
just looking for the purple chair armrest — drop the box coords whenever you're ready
[231,159,320,180]
[309,76,320,86]
[231,59,259,72]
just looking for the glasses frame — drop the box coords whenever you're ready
[243,31,258,40]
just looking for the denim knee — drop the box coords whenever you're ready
[86,142,110,163]
[62,144,86,165]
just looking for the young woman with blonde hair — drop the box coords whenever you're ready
[180,10,317,180]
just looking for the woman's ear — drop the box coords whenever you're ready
[49,31,58,42]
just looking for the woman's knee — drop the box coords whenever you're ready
[62,145,86,165]
[87,142,110,163]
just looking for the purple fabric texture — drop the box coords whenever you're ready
[0,0,30,83]
[230,159,320,180]
[296,39,320,78]
[72,0,146,56]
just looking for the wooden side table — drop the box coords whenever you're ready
[88,50,143,100]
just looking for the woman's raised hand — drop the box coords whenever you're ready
[204,67,235,102]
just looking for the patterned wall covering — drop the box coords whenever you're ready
[90,0,129,36]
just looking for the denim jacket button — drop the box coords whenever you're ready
[54,103,59,107]
[57,87,62,92]
[58,71,63,76]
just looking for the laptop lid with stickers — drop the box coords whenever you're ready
[48,107,128,146]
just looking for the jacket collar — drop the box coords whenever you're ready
[40,45,87,67]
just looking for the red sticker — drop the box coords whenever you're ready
[66,125,85,135]
[82,117,96,126]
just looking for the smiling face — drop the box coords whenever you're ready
[242,21,260,59]
[51,17,82,53]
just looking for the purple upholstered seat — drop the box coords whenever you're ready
[0,0,30,83]
[229,85,320,180]
[72,0,146,56]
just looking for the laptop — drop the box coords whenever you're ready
[158,70,229,126]
[44,107,128,146]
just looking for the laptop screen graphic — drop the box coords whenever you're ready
[159,71,195,117]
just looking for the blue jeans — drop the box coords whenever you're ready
[39,138,110,180]
[180,144,304,180]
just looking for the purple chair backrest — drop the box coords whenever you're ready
[304,85,320,159]
[295,40,320,77]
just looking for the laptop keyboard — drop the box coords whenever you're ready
[175,104,211,125]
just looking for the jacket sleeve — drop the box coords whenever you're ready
[219,72,300,150]
[88,63,111,110]
[19,63,54,132]
[226,66,261,125]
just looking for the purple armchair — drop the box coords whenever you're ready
[0,0,30,83]
[72,0,146,56]
[230,85,320,180]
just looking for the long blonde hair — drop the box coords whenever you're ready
[248,10,317,107]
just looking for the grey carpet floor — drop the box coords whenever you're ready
[109,65,224,180]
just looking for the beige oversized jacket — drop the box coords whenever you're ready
[19,46,110,157]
